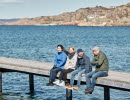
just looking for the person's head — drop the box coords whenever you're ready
[57,45,64,52]
[69,46,76,53]
[77,49,84,57]
[92,46,100,55]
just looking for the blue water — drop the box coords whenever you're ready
[0,25,130,100]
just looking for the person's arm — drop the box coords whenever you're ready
[72,55,78,67]
[54,54,57,66]
[91,57,97,66]
[84,56,91,73]
[96,53,105,66]
[64,58,69,69]
[75,58,79,70]
[57,53,67,67]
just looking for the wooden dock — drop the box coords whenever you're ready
[0,57,130,100]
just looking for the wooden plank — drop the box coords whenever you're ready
[0,57,130,90]
[0,57,52,70]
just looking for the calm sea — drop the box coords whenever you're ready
[0,25,130,100]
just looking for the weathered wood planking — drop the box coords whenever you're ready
[0,57,130,91]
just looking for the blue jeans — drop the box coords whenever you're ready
[49,67,63,82]
[86,71,108,89]
[70,68,85,87]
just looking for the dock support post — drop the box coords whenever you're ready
[104,87,110,100]
[29,74,34,93]
[0,72,2,96]
[66,88,72,100]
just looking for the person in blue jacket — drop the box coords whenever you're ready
[46,45,67,86]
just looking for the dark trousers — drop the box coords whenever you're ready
[49,67,63,82]
[59,68,74,81]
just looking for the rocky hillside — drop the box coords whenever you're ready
[0,19,20,25]
[4,3,130,26]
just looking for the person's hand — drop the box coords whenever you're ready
[82,74,86,77]
[64,67,68,70]
[53,65,57,69]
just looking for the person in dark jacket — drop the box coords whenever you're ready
[84,46,109,94]
[46,45,67,86]
[67,49,92,90]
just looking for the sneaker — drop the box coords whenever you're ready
[84,88,93,94]
[59,81,65,87]
[66,85,73,90]
[46,82,54,86]
[73,86,79,91]
[53,80,60,85]
[84,88,89,94]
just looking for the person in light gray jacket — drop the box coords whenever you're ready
[53,46,77,86]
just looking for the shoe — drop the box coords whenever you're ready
[88,88,94,94]
[84,88,93,94]
[46,81,54,86]
[59,81,65,87]
[66,85,73,90]
[53,80,60,85]
[73,86,79,91]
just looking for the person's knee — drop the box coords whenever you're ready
[54,68,60,73]
[50,69,54,72]
[71,72,76,77]
[71,73,75,76]
[78,72,82,77]
[105,72,108,76]
[92,74,97,80]
[86,73,92,79]
[53,69,58,74]
[62,70,66,74]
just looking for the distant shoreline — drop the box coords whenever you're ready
[1,3,130,27]
[0,24,130,27]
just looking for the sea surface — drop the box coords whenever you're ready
[0,25,130,100]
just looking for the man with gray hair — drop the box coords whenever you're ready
[84,46,109,94]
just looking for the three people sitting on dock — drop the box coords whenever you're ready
[67,49,92,90]
[84,46,109,94]
[46,45,67,86]
[53,46,77,86]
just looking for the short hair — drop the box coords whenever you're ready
[92,46,100,51]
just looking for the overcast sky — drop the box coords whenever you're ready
[0,0,130,19]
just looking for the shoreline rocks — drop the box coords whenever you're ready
[2,3,130,27]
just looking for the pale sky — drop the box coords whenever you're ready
[0,0,130,19]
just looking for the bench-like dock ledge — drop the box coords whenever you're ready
[0,57,129,100]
